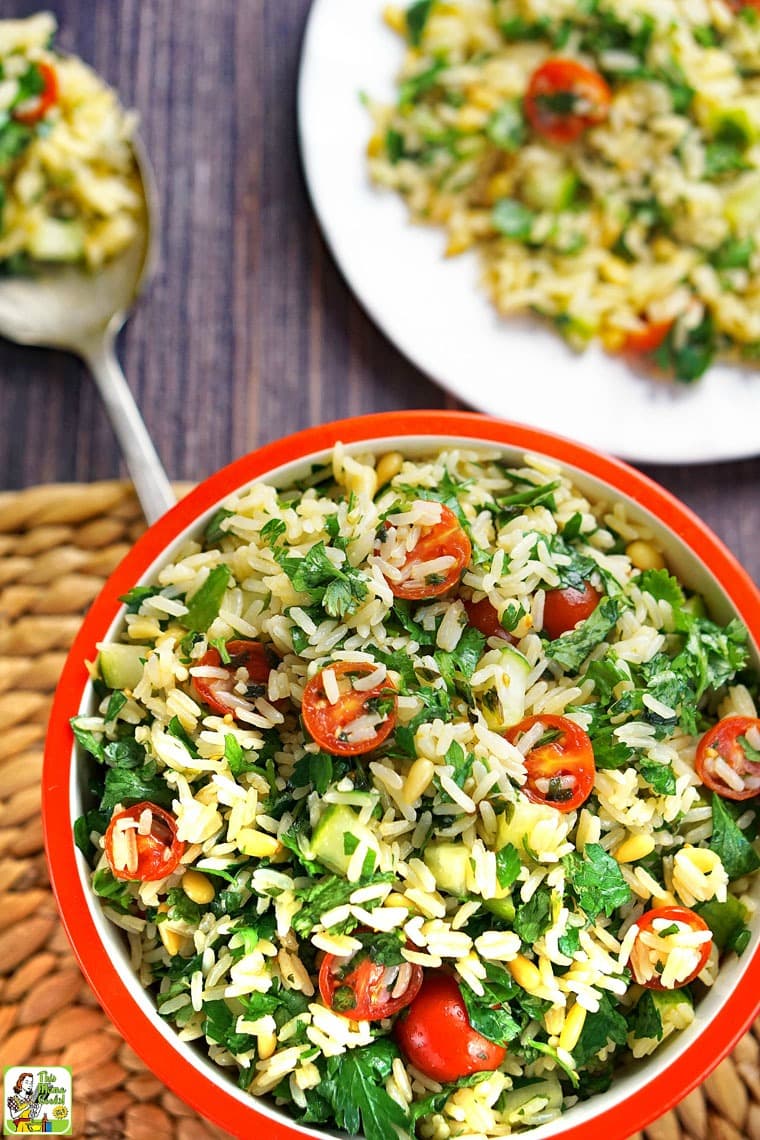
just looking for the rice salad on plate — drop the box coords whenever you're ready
[72,445,760,1139]
[0,13,142,273]
[368,0,760,382]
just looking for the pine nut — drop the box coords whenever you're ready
[685,845,721,874]
[601,327,627,352]
[257,1031,277,1061]
[445,232,474,257]
[457,105,487,132]
[375,451,404,488]
[342,456,378,500]
[470,84,500,111]
[486,172,513,204]
[626,540,665,572]
[615,833,656,864]
[383,5,405,34]
[366,133,383,158]
[237,829,282,859]
[559,1003,587,1053]
[128,618,161,641]
[182,869,216,905]
[385,892,414,910]
[507,954,542,993]
[543,1005,564,1037]
[601,256,630,285]
[157,910,185,957]
[402,758,435,803]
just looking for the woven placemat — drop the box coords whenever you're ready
[0,481,757,1140]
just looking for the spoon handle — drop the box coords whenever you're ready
[83,332,175,525]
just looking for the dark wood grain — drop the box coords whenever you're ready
[0,0,758,585]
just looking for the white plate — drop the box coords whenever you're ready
[298,0,760,465]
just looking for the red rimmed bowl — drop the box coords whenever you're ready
[43,410,760,1140]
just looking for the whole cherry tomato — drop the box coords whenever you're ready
[525,58,612,144]
[542,580,601,639]
[506,714,595,813]
[319,937,423,1021]
[394,971,507,1082]
[192,639,276,719]
[396,975,508,1080]
[380,503,471,600]
[104,802,184,882]
[695,716,760,801]
[301,661,397,756]
[13,61,58,125]
[627,906,713,990]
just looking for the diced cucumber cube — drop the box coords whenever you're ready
[473,644,531,731]
[725,174,760,234]
[500,1078,563,1121]
[311,803,380,877]
[522,164,578,213]
[28,218,86,262]
[98,643,149,691]
[423,842,474,898]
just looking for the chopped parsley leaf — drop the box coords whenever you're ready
[546,596,622,671]
[563,843,631,923]
[180,564,231,632]
[709,795,760,881]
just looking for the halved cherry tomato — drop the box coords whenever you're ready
[726,0,760,10]
[621,319,673,355]
[380,503,471,600]
[542,580,601,639]
[319,936,423,1021]
[394,971,506,1082]
[13,61,58,125]
[192,639,276,719]
[301,661,397,756]
[695,716,760,801]
[464,596,515,642]
[627,906,713,990]
[506,714,595,813]
[104,802,184,882]
[525,58,612,144]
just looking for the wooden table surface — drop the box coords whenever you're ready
[1,0,758,584]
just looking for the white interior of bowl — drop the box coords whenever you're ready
[69,433,760,1139]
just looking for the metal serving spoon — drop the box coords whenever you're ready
[0,137,174,525]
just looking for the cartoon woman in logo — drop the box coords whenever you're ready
[6,1073,41,1133]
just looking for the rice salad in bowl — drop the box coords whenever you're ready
[61,420,760,1140]
[0,13,142,273]
[368,0,760,382]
